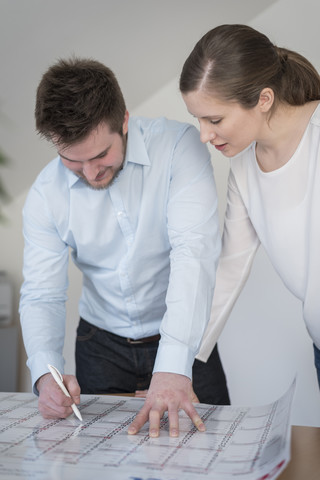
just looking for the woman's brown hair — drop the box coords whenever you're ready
[180,24,320,110]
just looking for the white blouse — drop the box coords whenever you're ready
[198,104,320,361]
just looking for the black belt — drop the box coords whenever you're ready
[126,334,160,344]
[79,318,160,345]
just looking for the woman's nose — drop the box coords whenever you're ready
[199,123,215,144]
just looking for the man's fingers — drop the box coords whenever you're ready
[38,397,73,419]
[190,390,200,403]
[148,408,162,438]
[128,405,150,435]
[37,373,81,419]
[193,414,206,431]
[134,389,148,398]
[128,374,206,437]
[167,407,179,437]
[128,400,166,437]
[128,401,205,436]
[183,402,206,432]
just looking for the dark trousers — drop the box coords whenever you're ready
[314,343,320,389]
[75,318,230,405]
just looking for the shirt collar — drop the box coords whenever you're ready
[64,163,82,188]
[125,117,150,167]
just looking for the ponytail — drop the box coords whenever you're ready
[180,24,320,108]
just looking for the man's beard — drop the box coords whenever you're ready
[77,161,124,190]
[77,133,127,191]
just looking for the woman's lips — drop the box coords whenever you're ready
[214,143,227,151]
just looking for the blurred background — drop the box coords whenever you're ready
[0,0,319,426]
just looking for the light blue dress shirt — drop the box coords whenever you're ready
[20,116,221,390]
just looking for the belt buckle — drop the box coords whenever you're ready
[126,334,160,344]
[126,338,143,344]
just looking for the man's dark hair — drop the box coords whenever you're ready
[35,57,127,145]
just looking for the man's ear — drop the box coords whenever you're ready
[259,88,274,113]
[122,110,129,135]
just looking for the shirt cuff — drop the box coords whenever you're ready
[27,351,65,395]
[152,340,195,380]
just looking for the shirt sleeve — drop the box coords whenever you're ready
[153,125,221,379]
[19,184,69,393]
[196,168,260,363]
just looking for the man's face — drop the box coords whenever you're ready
[57,113,129,190]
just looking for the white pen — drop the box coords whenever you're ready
[47,364,83,421]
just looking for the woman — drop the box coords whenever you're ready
[180,24,320,387]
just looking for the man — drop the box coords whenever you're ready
[19,57,229,438]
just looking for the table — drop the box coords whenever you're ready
[278,425,320,480]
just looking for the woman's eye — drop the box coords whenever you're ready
[210,119,221,125]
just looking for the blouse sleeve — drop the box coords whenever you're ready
[196,168,260,362]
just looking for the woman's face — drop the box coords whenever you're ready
[182,90,263,157]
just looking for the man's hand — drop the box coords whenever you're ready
[37,372,81,419]
[128,372,205,438]
[134,389,148,398]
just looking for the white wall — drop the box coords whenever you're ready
[1,0,319,426]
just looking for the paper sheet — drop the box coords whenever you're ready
[0,380,295,479]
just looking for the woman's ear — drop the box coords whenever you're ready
[122,110,129,135]
[259,88,274,112]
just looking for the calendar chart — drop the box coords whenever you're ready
[0,380,295,480]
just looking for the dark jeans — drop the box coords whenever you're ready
[75,318,230,405]
[314,343,320,389]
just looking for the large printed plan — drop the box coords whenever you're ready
[0,380,295,480]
